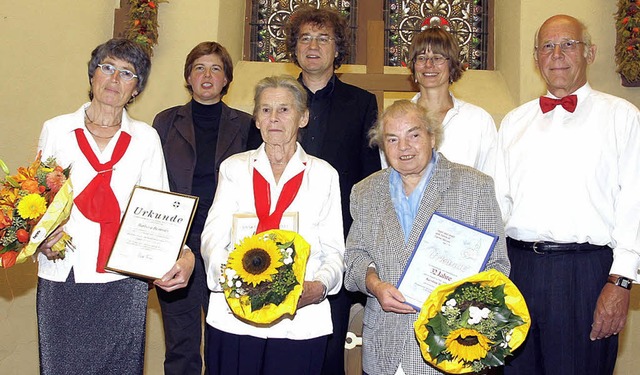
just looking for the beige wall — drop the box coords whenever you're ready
[0,1,638,374]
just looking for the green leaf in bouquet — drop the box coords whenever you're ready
[425,324,448,358]
[4,176,20,188]
[0,159,9,175]
[483,349,506,367]
[426,310,450,336]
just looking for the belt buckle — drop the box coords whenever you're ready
[532,241,545,254]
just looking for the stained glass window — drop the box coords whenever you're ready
[386,0,489,69]
[246,0,490,70]
[247,0,357,63]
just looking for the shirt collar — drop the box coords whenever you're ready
[545,82,591,105]
[252,142,308,185]
[298,73,336,100]
[71,102,132,135]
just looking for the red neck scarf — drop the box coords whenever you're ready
[253,166,305,234]
[73,128,131,273]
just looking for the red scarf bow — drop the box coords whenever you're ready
[252,166,305,234]
[74,129,131,273]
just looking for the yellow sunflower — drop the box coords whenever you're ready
[228,235,283,286]
[445,328,492,363]
[16,193,47,220]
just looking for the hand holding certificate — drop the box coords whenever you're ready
[397,212,498,310]
[106,186,198,279]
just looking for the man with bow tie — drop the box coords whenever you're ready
[494,14,640,374]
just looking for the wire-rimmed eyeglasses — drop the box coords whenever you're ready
[297,35,335,46]
[97,63,139,81]
[536,40,586,55]
[413,55,450,67]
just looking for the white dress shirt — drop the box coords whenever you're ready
[495,84,640,280]
[411,92,497,175]
[37,103,169,283]
[201,143,345,339]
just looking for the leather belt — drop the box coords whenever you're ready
[506,238,610,254]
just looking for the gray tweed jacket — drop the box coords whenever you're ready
[344,154,510,375]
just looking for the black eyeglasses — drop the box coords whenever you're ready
[97,63,139,81]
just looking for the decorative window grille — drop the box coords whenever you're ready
[246,0,490,70]
[385,0,490,69]
[247,0,356,63]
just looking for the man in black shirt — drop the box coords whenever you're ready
[285,7,382,375]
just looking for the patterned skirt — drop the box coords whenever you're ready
[37,270,148,375]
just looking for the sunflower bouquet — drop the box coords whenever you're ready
[0,153,74,268]
[414,269,530,374]
[220,229,310,325]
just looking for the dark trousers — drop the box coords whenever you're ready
[504,244,618,375]
[157,252,209,375]
[206,325,328,375]
[322,286,365,375]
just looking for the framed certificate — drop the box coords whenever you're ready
[106,186,198,279]
[397,212,498,310]
[231,212,299,245]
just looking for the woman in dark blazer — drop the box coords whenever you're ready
[343,100,510,375]
[152,41,255,375]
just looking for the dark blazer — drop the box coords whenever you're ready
[320,77,381,235]
[153,101,253,196]
[344,155,510,375]
[248,76,382,236]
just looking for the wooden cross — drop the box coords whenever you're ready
[339,20,418,113]
[113,1,131,39]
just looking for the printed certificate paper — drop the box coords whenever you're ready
[397,212,497,310]
[106,186,198,279]
[231,212,299,245]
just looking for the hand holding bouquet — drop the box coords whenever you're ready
[0,153,73,268]
[220,229,310,325]
[414,269,531,374]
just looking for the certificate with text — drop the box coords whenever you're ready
[106,186,198,279]
[231,212,299,245]
[397,212,497,310]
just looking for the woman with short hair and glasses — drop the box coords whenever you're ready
[36,38,194,374]
[408,27,497,175]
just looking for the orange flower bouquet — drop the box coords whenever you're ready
[0,153,74,268]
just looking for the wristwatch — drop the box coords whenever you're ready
[319,283,328,302]
[607,275,634,290]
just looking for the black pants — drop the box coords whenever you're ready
[322,286,366,375]
[207,326,328,375]
[504,244,618,375]
[157,252,209,375]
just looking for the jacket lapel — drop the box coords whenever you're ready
[376,169,411,267]
[322,78,355,155]
[173,103,197,156]
[215,103,243,164]
[405,156,450,251]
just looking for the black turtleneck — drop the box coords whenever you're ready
[190,99,222,242]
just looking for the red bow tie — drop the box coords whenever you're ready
[539,95,577,113]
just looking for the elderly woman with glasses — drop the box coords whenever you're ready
[344,100,509,375]
[201,75,344,375]
[408,27,497,175]
[35,38,194,374]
